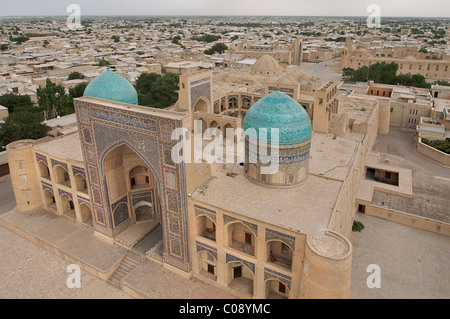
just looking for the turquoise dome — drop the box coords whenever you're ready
[83,70,138,105]
[243,91,312,144]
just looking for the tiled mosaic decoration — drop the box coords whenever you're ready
[74,99,191,273]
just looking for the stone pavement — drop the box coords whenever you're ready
[350,213,450,299]
[0,225,131,299]
[0,206,237,299]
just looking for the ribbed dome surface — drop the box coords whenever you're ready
[243,91,312,144]
[83,70,138,105]
[251,55,282,75]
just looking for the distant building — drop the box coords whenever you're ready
[340,43,450,81]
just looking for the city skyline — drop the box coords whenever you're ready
[1,0,450,18]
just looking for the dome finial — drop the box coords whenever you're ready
[107,65,110,71]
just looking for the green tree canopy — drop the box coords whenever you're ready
[343,62,430,88]
[204,43,228,55]
[0,111,50,146]
[192,34,221,43]
[0,93,34,113]
[68,82,89,99]
[135,72,179,109]
[67,71,85,80]
[37,79,74,119]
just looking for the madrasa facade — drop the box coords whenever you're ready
[6,56,392,299]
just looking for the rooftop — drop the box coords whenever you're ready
[191,131,359,235]
[34,132,84,163]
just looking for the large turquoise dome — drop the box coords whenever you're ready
[243,91,312,145]
[83,70,138,105]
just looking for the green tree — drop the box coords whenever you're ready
[397,73,431,88]
[94,59,110,67]
[342,67,355,78]
[37,79,73,119]
[67,71,85,80]
[0,44,8,51]
[68,82,88,99]
[211,43,228,54]
[204,43,228,55]
[433,80,450,86]
[0,93,34,113]
[0,111,51,145]
[135,72,179,108]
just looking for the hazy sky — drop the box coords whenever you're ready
[1,0,449,17]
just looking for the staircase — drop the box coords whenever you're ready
[107,252,144,289]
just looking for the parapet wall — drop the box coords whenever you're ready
[417,138,450,167]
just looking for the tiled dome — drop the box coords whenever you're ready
[83,70,138,105]
[243,91,312,145]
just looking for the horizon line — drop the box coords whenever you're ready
[1,14,450,19]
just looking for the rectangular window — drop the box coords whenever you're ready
[233,266,242,278]
[281,242,289,255]
[18,160,23,169]
[288,174,295,184]
[245,232,252,244]
[23,190,30,198]
[390,108,394,113]
[207,264,214,275]
[279,282,286,294]
[20,174,27,182]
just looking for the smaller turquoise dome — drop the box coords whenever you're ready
[243,91,312,144]
[83,70,138,105]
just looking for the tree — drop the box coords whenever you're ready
[37,79,73,119]
[211,43,228,54]
[67,71,85,80]
[397,73,431,88]
[204,43,228,55]
[342,67,355,78]
[0,111,51,146]
[69,82,88,99]
[0,93,34,113]
[94,59,110,67]
[0,44,8,51]
[191,34,221,43]
[135,72,179,108]
[344,62,431,89]
[433,80,450,86]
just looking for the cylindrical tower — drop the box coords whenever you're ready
[300,231,352,299]
[6,140,43,213]
[243,91,312,188]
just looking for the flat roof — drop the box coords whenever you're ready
[44,113,77,128]
[192,132,357,235]
[192,163,342,236]
[34,132,84,163]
